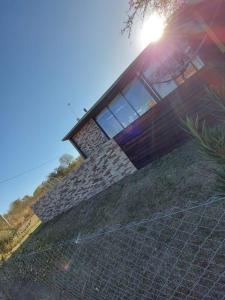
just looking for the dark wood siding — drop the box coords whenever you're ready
[114,71,225,169]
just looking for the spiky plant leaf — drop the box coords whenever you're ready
[184,82,225,195]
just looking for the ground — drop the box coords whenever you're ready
[1,141,225,299]
[0,215,40,261]
[18,141,218,253]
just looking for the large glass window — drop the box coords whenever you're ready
[153,80,177,98]
[144,53,204,98]
[176,56,204,83]
[96,79,157,137]
[109,94,138,128]
[179,44,204,72]
[96,108,123,138]
[122,79,156,115]
[143,63,177,98]
[96,48,205,139]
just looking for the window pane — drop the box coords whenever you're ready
[183,62,197,79]
[182,56,204,80]
[153,80,177,98]
[176,75,185,85]
[144,63,177,98]
[109,94,138,128]
[123,79,156,115]
[184,44,204,70]
[96,108,123,138]
[192,56,204,70]
[176,56,204,85]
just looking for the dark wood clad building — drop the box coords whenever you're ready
[63,0,225,169]
[33,0,225,223]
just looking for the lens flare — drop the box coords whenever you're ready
[141,13,165,47]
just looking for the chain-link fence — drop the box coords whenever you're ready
[0,197,225,299]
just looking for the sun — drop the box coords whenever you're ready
[140,13,165,48]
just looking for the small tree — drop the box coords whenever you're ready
[59,154,74,168]
[122,0,185,37]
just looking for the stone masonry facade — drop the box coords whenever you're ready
[33,139,136,222]
[72,119,108,157]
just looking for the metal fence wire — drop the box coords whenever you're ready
[0,197,225,300]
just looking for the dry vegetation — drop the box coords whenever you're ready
[2,141,224,300]
[0,156,83,261]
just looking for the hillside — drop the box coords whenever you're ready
[0,156,83,261]
[18,141,218,252]
[1,141,224,299]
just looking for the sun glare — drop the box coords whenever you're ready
[141,13,165,48]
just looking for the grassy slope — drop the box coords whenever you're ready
[0,215,40,261]
[18,141,218,253]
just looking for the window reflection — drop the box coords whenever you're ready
[144,64,177,98]
[96,79,157,137]
[144,54,204,97]
[153,81,177,98]
[109,94,138,128]
[96,108,123,138]
[123,79,156,115]
[192,56,204,70]
[96,52,204,138]
[176,56,204,83]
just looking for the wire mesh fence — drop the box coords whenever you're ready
[0,197,225,300]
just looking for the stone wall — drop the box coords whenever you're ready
[72,119,108,157]
[33,140,136,222]
[0,291,6,300]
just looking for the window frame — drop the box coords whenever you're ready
[108,93,139,128]
[95,107,124,138]
[95,53,205,138]
[121,77,158,116]
[95,76,159,138]
[142,54,205,100]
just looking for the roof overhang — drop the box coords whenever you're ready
[62,44,158,141]
[62,0,208,141]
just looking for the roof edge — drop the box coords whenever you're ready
[62,44,153,141]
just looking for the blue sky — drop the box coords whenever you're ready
[0,0,144,213]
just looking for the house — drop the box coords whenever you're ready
[33,0,225,222]
[63,0,225,168]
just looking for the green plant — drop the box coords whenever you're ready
[184,83,225,195]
